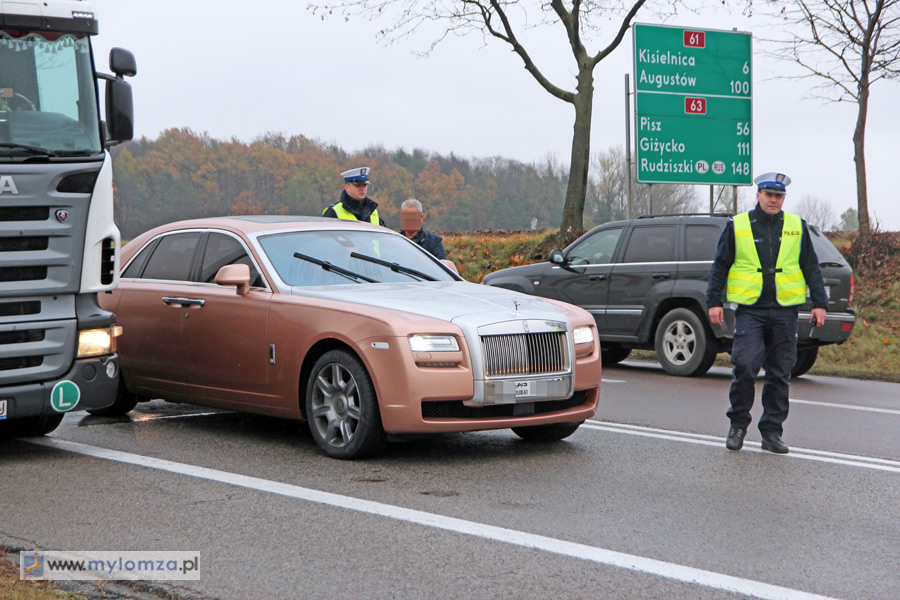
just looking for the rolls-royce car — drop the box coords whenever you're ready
[99,216,602,459]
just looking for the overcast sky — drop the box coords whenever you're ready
[90,0,899,230]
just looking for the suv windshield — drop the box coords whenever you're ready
[260,229,457,286]
[0,31,101,156]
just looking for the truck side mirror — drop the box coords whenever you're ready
[104,48,136,146]
[110,48,137,77]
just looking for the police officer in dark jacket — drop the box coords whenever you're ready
[706,172,828,454]
[323,167,386,225]
[399,198,446,260]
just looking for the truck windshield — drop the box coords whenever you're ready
[0,31,101,157]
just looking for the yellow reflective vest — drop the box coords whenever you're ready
[324,202,380,224]
[726,211,806,306]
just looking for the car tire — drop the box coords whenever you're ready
[511,421,582,442]
[655,308,717,377]
[87,379,139,416]
[0,413,64,438]
[306,349,386,460]
[601,343,631,365]
[792,347,819,378]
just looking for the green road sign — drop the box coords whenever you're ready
[633,23,752,185]
[50,380,81,412]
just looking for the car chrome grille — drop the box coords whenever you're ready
[481,331,568,378]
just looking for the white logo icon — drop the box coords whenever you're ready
[712,161,726,175]
[696,160,709,174]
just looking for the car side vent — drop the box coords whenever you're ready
[57,171,99,194]
[101,237,116,285]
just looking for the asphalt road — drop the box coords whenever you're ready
[2,362,899,600]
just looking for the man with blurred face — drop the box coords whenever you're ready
[323,167,385,225]
[400,198,446,259]
[706,172,828,455]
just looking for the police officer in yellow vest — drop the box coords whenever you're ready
[323,167,385,225]
[706,172,828,454]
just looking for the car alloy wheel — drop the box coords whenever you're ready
[654,308,717,377]
[306,349,386,459]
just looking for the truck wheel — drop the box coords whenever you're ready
[601,343,631,365]
[0,413,64,438]
[306,349,386,460]
[655,308,717,377]
[87,379,139,416]
[512,421,582,442]
[792,347,819,378]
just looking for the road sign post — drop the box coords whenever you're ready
[633,24,752,186]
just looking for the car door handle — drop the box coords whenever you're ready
[162,297,206,307]
[589,274,607,281]
[651,273,672,280]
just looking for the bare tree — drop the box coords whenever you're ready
[764,0,900,237]
[586,146,698,226]
[795,193,837,230]
[308,0,708,237]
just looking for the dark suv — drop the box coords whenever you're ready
[482,214,856,377]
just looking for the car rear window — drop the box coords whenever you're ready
[685,224,723,261]
[623,226,676,263]
[139,232,202,281]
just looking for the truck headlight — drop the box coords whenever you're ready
[77,325,123,358]
[573,326,595,357]
[408,334,460,352]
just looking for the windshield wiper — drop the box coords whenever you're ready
[350,251,437,281]
[819,261,844,267]
[0,142,57,157]
[293,252,380,284]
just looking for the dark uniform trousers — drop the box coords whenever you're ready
[728,307,798,436]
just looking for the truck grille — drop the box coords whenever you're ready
[481,331,568,378]
[0,319,76,384]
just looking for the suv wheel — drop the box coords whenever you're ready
[655,308,717,377]
[792,347,819,378]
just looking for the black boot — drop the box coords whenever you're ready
[726,427,746,451]
[761,433,789,454]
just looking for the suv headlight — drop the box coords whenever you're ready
[77,325,123,358]
[408,334,460,352]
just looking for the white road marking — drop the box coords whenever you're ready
[601,378,626,383]
[584,421,900,474]
[26,436,837,600]
[790,398,900,416]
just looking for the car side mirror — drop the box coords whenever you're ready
[549,249,566,265]
[215,264,251,296]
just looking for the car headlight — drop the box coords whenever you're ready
[573,325,595,358]
[573,326,595,345]
[408,334,460,352]
[77,326,123,358]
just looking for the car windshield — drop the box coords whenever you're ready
[0,31,101,156]
[259,229,456,286]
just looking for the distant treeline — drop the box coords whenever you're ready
[111,128,577,239]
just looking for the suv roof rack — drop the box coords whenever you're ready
[635,212,734,219]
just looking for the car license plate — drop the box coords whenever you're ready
[514,381,533,398]
[0,400,7,420]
